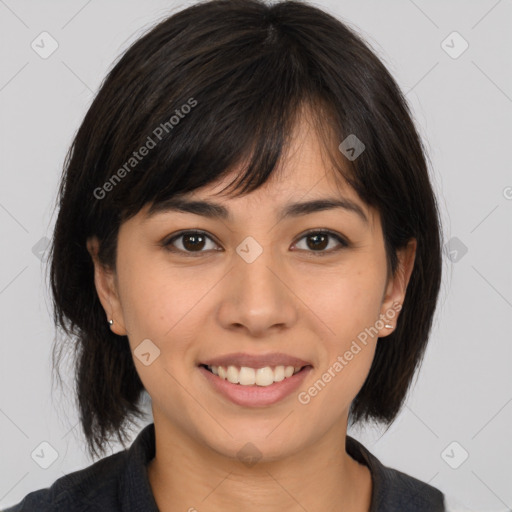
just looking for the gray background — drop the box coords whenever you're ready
[0,0,511,510]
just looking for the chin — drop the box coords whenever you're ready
[200,423,306,463]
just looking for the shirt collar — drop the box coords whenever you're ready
[118,423,159,512]
[346,434,386,510]
[346,435,445,511]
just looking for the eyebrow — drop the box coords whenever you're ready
[146,196,368,224]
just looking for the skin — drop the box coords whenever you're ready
[87,112,416,512]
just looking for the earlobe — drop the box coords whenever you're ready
[86,236,128,336]
[378,238,417,337]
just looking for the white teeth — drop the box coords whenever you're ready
[217,366,227,379]
[207,364,303,386]
[255,367,274,386]
[227,365,239,384]
[274,366,285,382]
[239,367,256,385]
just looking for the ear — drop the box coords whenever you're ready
[86,236,127,336]
[377,238,417,337]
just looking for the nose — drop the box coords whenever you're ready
[215,241,298,338]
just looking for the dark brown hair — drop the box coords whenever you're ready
[49,0,442,458]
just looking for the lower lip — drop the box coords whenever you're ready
[198,365,313,407]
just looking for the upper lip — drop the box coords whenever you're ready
[200,352,313,369]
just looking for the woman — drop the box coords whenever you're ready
[6,0,452,510]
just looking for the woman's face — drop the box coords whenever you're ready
[88,116,415,462]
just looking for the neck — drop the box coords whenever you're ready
[147,418,372,512]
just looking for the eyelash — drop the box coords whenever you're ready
[162,229,349,257]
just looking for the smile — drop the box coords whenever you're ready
[202,364,304,386]
[198,356,313,407]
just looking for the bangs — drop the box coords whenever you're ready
[139,95,349,215]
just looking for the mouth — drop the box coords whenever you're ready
[198,362,313,407]
[197,352,314,406]
[199,363,311,387]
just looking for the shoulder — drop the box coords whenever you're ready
[376,464,445,511]
[346,435,445,511]
[2,450,127,512]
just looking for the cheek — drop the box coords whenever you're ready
[115,252,219,362]
[308,262,386,338]
[303,284,380,417]
[303,258,386,395]
[114,255,204,410]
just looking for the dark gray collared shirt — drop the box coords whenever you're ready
[3,423,445,511]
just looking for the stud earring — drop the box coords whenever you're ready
[385,323,393,328]
[108,319,114,326]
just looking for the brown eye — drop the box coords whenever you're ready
[182,233,206,251]
[306,233,329,251]
[293,230,348,255]
[164,231,220,255]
